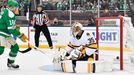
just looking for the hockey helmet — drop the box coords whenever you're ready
[71,22,83,37]
[8,0,19,8]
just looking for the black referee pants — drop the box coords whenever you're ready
[34,25,53,48]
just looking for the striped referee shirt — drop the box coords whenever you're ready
[32,12,49,25]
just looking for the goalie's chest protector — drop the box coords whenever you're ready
[70,31,89,46]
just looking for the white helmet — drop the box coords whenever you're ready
[71,22,83,37]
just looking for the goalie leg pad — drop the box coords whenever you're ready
[61,60,75,73]
[75,61,92,73]
[53,55,62,71]
[53,61,62,71]
[75,61,113,73]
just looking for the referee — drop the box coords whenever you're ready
[32,5,53,49]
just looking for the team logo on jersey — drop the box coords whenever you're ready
[8,10,14,18]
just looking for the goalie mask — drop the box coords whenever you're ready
[71,22,83,37]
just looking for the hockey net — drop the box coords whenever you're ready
[96,17,125,70]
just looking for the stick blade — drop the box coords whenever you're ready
[19,48,32,53]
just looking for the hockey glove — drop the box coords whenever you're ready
[66,49,81,60]
[18,33,28,42]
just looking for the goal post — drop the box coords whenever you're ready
[96,17,124,70]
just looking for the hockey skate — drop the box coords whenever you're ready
[50,46,53,49]
[7,63,19,70]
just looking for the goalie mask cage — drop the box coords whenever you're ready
[96,17,123,70]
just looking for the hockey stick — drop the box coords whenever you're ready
[19,46,52,54]
[19,39,56,56]
[18,7,33,54]
[19,47,32,53]
[18,45,48,54]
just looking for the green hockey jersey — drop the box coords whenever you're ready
[0,8,20,38]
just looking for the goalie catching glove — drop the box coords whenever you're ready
[67,49,82,60]
[60,46,84,60]
[18,33,28,42]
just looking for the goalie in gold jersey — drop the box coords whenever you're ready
[61,22,98,62]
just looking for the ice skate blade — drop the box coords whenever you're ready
[8,67,20,70]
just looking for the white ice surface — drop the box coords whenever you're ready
[0,48,134,75]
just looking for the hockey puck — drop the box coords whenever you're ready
[116,56,119,60]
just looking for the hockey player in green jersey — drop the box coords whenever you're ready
[0,0,28,69]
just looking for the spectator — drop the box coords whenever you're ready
[69,0,74,4]
[72,4,76,10]
[87,18,95,26]
[43,1,54,10]
[62,0,69,10]
[51,17,64,26]
[56,0,65,10]
[85,2,93,10]
[23,0,29,16]
[28,0,32,13]
[76,4,82,10]
[19,0,25,16]
[39,0,123,11]
[18,0,29,16]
